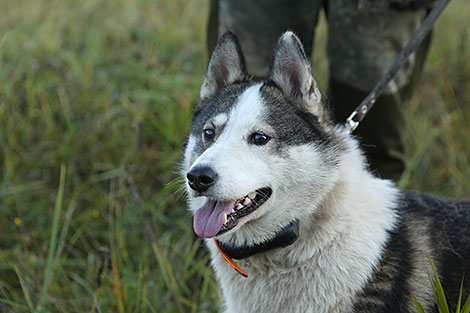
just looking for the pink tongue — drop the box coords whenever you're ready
[193,199,236,238]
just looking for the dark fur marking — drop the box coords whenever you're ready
[353,217,413,312]
[353,191,470,313]
[190,81,255,137]
[260,84,333,148]
[402,191,470,311]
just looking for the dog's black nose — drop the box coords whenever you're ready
[187,166,217,192]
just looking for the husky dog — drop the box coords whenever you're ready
[182,31,470,313]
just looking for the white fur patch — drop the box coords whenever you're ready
[208,113,228,128]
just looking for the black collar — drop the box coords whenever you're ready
[216,220,299,260]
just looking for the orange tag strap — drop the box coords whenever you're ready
[214,240,248,277]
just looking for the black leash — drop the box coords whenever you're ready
[344,0,450,133]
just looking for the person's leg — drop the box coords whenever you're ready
[207,0,322,78]
[327,0,432,181]
[207,0,219,61]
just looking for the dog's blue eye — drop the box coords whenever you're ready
[203,128,215,140]
[250,132,270,145]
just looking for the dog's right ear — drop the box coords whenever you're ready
[200,31,248,100]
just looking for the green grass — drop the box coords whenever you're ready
[412,258,470,313]
[0,0,468,312]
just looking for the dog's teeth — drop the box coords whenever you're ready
[248,192,256,199]
[223,214,227,225]
[236,203,243,210]
[231,208,236,214]
[243,198,251,205]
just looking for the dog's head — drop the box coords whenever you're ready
[183,31,342,246]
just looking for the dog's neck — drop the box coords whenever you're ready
[216,220,299,259]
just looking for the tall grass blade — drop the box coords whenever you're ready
[462,292,470,313]
[456,276,464,313]
[427,256,449,313]
[37,164,66,312]
[411,296,426,313]
[12,264,34,311]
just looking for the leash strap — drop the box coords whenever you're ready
[344,0,450,133]
[215,240,248,277]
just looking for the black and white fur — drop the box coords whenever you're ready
[182,31,470,313]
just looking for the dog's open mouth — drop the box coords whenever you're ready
[193,187,272,238]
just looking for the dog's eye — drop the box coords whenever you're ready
[250,132,270,145]
[203,128,215,140]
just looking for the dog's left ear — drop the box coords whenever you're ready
[200,31,248,100]
[269,32,328,124]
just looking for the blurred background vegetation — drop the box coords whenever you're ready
[0,0,468,312]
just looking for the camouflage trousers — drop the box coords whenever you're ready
[207,0,433,181]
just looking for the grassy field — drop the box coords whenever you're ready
[0,0,468,312]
